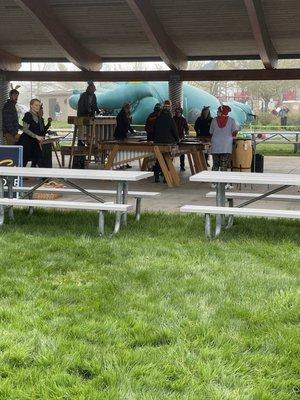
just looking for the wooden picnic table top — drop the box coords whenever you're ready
[190,171,300,186]
[0,167,152,182]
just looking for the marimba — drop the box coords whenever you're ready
[98,140,209,187]
[67,116,117,167]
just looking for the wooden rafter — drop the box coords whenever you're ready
[3,69,300,81]
[15,0,102,71]
[126,0,187,71]
[0,49,21,71]
[244,0,278,69]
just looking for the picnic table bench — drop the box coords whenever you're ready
[5,186,160,222]
[0,167,153,236]
[180,171,300,238]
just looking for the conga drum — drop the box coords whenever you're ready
[232,139,253,172]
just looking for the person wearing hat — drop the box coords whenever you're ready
[75,81,100,168]
[2,88,23,145]
[152,100,179,182]
[209,105,238,187]
[153,100,179,144]
[145,103,161,142]
[173,106,189,171]
[77,81,100,118]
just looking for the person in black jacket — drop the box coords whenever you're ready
[2,89,23,145]
[145,103,161,142]
[74,81,100,168]
[77,82,100,117]
[153,100,179,182]
[18,99,45,167]
[194,106,213,166]
[194,106,212,138]
[153,100,179,144]
[114,102,134,140]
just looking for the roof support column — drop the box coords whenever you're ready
[0,76,10,144]
[168,73,183,112]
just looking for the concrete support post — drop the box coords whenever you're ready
[168,73,183,112]
[0,76,10,144]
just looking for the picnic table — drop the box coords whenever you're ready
[181,171,300,238]
[0,167,152,235]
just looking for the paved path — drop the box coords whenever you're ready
[41,155,299,212]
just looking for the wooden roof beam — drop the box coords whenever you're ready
[0,49,21,71]
[126,0,187,71]
[3,69,300,81]
[244,0,278,69]
[14,0,102,71]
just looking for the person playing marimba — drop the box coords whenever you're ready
[209,105,238,189]
[75,81,100,168]
[145,103,161,142]
[153,100,179,182]
[114,102,135,140]
[18,99,45,167]
[194,106,213,165]
[173,106,189,171]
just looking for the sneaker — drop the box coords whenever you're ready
[225,184,233,190]
[211,183,217,189]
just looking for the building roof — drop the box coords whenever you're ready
[0,0,299,65]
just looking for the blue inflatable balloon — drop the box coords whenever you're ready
[69,82,253,128]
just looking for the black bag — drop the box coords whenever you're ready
[251,154,264,173]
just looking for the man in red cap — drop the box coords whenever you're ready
[209,105,238,188]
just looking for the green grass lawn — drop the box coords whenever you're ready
[257,144,300,157]
[0,210,299,400]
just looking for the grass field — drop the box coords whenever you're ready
[0,210,299,400]
[256,144,299,157]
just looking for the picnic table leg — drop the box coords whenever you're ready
[98,211,105,236]
[7,177,14,220]
[153,146,173,187]
[164,154,181,186]
[0,178,4,226]
[68,125,77,169]
[105,144,119,170]
[135,197,141,221]
[113,181,124,234]
[198,149,208,171]
[216,182,226,232]
[52,143,62,168]
[122,181,128,225]
[187,153,195,175]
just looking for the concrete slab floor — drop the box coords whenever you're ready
[44,155,300,213]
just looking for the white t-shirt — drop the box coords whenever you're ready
[209,117,237,154]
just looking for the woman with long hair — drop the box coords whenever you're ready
[18,99,45,167]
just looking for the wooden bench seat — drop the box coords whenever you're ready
[0,198,132,236]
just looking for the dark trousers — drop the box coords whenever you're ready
[280,117,287,126]
[180,154,185,168]
[212,153,231,171]
[72,140,86,169]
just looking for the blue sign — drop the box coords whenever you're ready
[0,145,23,196]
